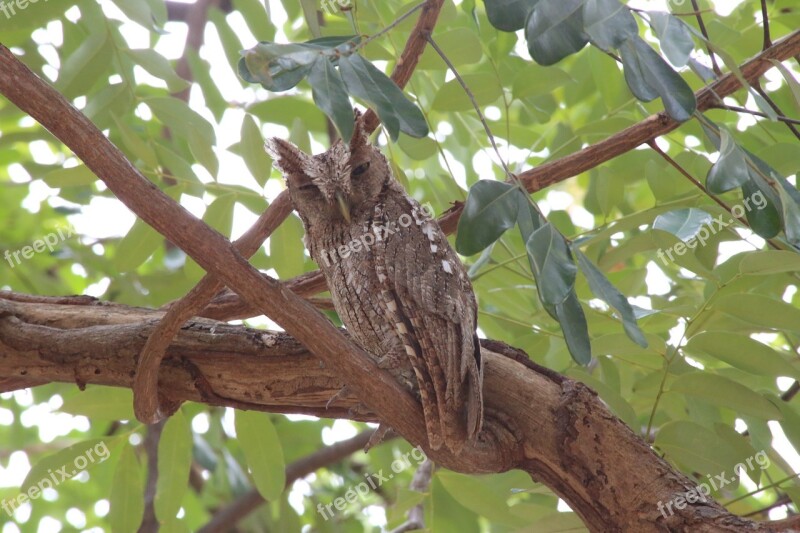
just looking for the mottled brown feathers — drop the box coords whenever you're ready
[265,111,483,452]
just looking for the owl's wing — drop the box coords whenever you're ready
[372,187,483,452]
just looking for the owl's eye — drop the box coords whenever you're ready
[351,162,370,176]
[297,181,316,191]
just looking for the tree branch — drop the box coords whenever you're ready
[361,0,445,133]
[2,293,799,531]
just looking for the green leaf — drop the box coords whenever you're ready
[456,181,520,255]
[648,12,694,67]
[438,470,529,527]
[240,115,272,186]
[339,54,428,140]
[483,0,538,31]
[187,51,229,122]
[653,208,712,241]
[235,411,286,501]
[706,128,750,193]
[553,291,592,365]
[123,48,190,93]
[768,59,800,112]
[111,114,159,169]
[113,0,160,30]
[685,332,800,379]
[234,0,274,40]
[397,135,437,160]
[146,97,216,146]
[203,195,235,236]
[155,411,193,522]
[669,373,782,420]
[43,165,97,188]
[56,31,112,98]
[60,386,135,420]
[239,43,315,92]
[619,36,696,121]
[238,37,358,92]
[654,421,738,475]
[432,72,504,112]
[515,190,544,242]
[109,444,145,533]
[582,0,638,52]
[269,214,306,278]
[22,438,113,494]
[417,28,483,69]
[741,178,781,239]
[777,181,800,247]
[525,0,588,66]
[308,56,354,142]
[113,219,163,272]
[575,250,647,347]
[740,250,800,275]
[188,129,219,178]
[714,293,800,333]
[526,223,576,305]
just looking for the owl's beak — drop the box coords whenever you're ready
[335,191,351,222]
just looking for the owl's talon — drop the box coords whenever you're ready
[326,385,350,410]
[364,423,392,453]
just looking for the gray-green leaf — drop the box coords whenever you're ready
[575,250,647,347]
[526,0,589,66]
[456,181,520,255]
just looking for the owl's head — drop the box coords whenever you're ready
[265,111,390,225]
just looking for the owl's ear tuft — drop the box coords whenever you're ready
[349,109,369,153]
[265,138,309,176]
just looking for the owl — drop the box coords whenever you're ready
[265,112,483,452]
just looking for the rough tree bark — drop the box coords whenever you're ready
[2,293,800,532]
[1,8,799,532]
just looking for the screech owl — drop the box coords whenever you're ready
[265,112,483,452]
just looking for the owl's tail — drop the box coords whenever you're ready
[436,332,483,454]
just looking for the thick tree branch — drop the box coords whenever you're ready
[2,294,799,531]
[133,191,293,423]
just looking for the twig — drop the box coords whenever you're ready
[362,0,445,133]
[647,139,784,252]
[752,81,800,141]
[197,430,383,532]
[388,459,434,533]
[760,0,772,51]
[711,103,800,125]
[690,0,722,76]
[424,34,512,180]
[357,1,426,50]
[139,420,165,532]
